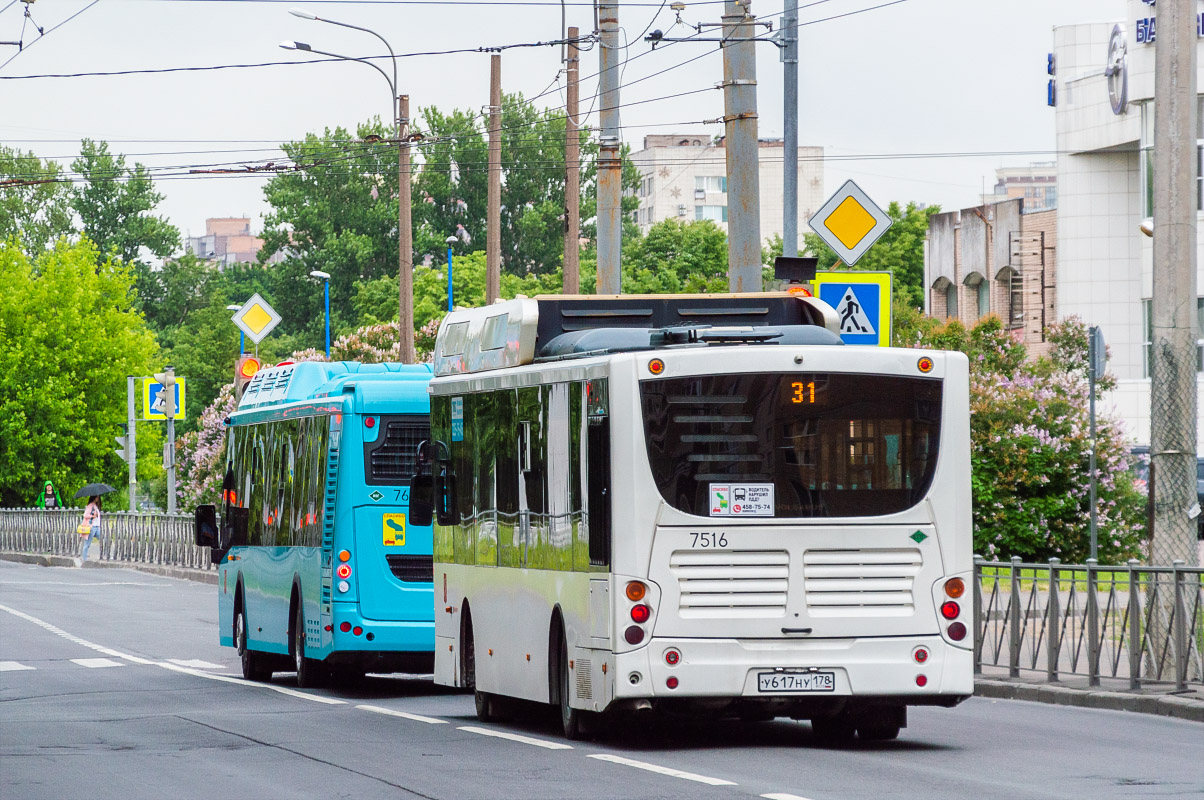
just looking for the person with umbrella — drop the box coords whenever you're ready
[73,484,114,565]
[34,480,62,509]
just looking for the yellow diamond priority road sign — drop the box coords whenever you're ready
[231,293,282,345]
[808,180,892,266]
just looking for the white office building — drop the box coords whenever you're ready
[1053,4,1203,451]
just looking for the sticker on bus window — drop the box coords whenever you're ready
[451,397,464,442]
[709,483,773,516]
[383,513,406,546]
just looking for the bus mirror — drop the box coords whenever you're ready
[409,474,435,527]
[194,505,218,548]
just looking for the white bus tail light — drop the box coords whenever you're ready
[940,600,960,620]
[624,626,644,645]
[946,622,967,641]
[915,674,928,687]
[944,577,965,598]
[912,647,929,664]
[666,676,679,690]
[664,648,681,666]
[338,580,350,593]
[630,604,651,623]
[625,581,646,601]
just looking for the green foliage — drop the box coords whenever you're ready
[0,239,160,507]
[802,200,937,308]
[70,140,180,293]
[0,146,74,257]
[908,314,1146,563]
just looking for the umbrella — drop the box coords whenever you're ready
[73,483,117,499]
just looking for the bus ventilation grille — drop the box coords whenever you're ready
[369,422,429,483]
[802,548,921,617]
[385,554,434,583]
[575,658,593,700]
[670,550,789,618]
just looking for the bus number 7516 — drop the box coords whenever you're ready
[690,531,728,548]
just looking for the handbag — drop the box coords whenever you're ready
[76,522,91,535]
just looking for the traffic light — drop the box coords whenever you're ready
[235,355,262,400]
[153,366,177,420]
[114,424,130,463]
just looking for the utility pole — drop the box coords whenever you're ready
[722,0,763,291]
[564,26,581,294]
[596,0,622,294]
[781,0,798,258]
[156,367,177,515]
[1150,0,1199,566]
[398,94,416,363]
[126,376,136,512]
[487,53,502,305]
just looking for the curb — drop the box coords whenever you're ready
[0,552,217,585]
[975,678,1204,723]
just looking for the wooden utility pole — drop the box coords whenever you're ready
[1150,0,1199,565]
[564,27,581,294]
[487,53,502,305]
[398,94,415,363]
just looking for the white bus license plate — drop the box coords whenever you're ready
[757,671,835,693]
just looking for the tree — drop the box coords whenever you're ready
[0,146,74,257]
[801,200,937,308]
[0,239,159,507]
[622,219,729,293]
[70,140,180,286]
[908,314,1145,563]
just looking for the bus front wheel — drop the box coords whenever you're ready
[236,605,272,682]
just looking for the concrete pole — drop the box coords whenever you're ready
[127,376,136,512]
[782,0,798,258]
[487,53,502,305]
[722,0,763,291]
[596,0,622,294]
[564,27,581,295]
[1150,0,1199,566]
[398,94,416,363]
[165,366,176,515]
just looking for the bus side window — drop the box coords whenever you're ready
[587,410,611,568]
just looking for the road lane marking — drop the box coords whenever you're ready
[167,659,224,669]
[71,658,123,668]
[357,704,447,724]
[458,726,574,750]
[762,794,815,800]
[0,603,155,664]
[0,661,34,671]
[158,662,346,704]
[588,754,737,786]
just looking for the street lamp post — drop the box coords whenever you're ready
[309,271,332,357]
[281,10,414,363]
[445,235,458,312]
[226,304,245,353]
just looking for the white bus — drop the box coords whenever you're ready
[410,293,973,742]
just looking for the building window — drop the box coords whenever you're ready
[945,283,958,320]
[695,175,727,193]
[1144,297,1204,376]
[966,274,989,318]
[1140,100,1204,217]
[695,205,727,222]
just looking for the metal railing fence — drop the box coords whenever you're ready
[975,557,1204,691]
[0,508,213,571]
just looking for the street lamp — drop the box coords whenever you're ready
[280,11,415,364]
[445,235,458,312]
[226,304,245,354]
[309,270,331,358]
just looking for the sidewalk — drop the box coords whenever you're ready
[1,551,217,584]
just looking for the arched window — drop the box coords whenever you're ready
[964,273,989,319]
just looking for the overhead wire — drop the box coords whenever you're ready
[0,0,101,71]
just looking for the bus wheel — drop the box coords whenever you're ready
[809,715,856,747]
[292,603,323,689]
[857,723,901,742]
[236,605,272,682]
[464,619,502,722]
[558,642,587,740]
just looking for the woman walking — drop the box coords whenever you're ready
[80,495,102,564]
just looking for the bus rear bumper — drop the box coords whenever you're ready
[329,605,435,656]
[613,635,972,705]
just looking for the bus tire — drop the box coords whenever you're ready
[236,604,272,683]
[292,601,323,689]
[857,723,901,741]
[810,715,856,746]
[463,615,502,722]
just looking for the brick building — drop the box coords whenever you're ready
[184,218,282,268]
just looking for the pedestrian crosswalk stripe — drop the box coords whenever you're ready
[0,661,34,671]
[71,658,123,668]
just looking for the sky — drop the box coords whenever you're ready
[0,0,1124,240]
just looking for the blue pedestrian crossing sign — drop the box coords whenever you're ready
[814,271,892,347]
[144,377,187,421]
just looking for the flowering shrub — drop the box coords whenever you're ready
[911,315,1145,563]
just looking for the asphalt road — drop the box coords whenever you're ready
[2,560,1201,800]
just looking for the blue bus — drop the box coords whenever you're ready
[195,360,433,686]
